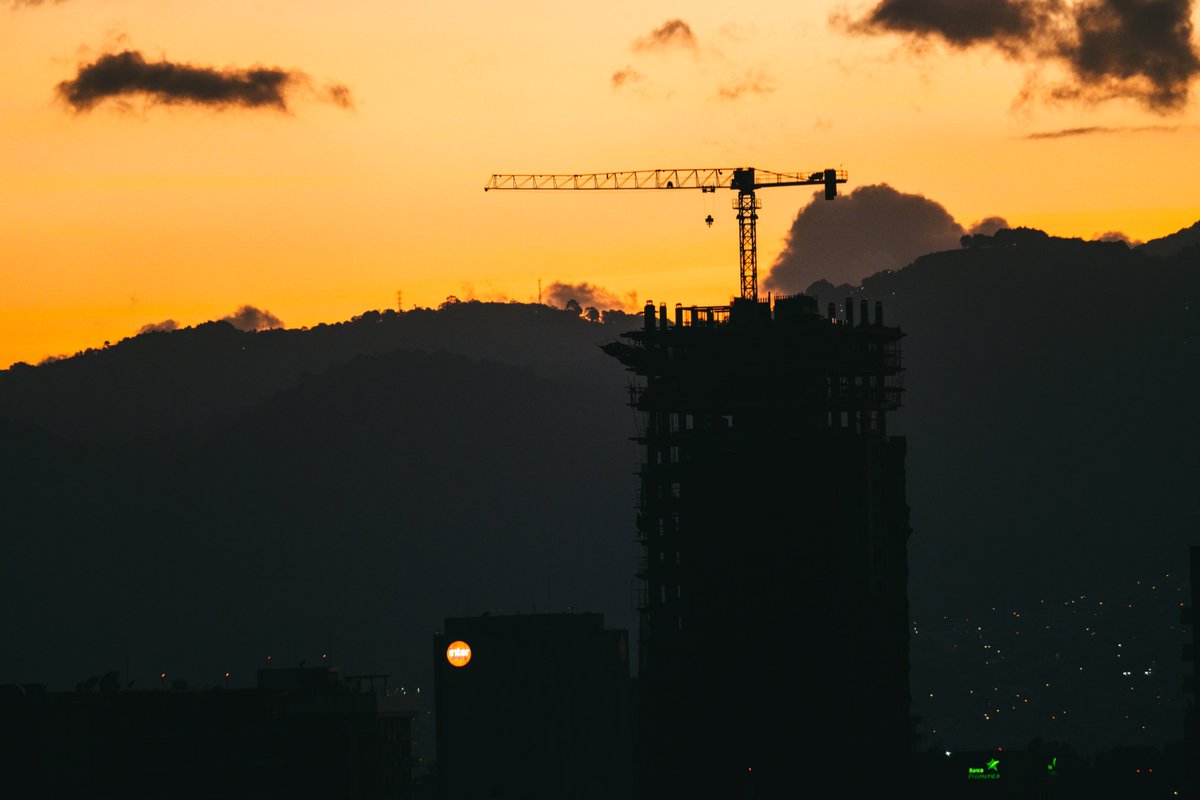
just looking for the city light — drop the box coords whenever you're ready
[446,640,472,668]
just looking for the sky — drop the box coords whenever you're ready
[3,0,1200,367]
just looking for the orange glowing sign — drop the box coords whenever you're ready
[446,640,472,668]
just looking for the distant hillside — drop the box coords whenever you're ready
[1139,219,1200,258]
[808,228,1199,607]
[1,343,638,697]
[0,302,638,441]
[2,232,1197,753]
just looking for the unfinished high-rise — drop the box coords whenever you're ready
[604,294,912,799]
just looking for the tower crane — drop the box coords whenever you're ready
[484,167,846,302]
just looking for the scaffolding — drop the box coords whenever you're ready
[603,292,913,798]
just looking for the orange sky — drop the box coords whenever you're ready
[3,0,1199,367]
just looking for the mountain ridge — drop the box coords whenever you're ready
[3,228,1196,752]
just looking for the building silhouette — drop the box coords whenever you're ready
[0,666,415,799]
[432,612,634,800]
[604,295,912,798]
[1185,545,1200,799]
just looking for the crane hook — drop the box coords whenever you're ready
[704,214,714,227]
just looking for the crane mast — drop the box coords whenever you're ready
[484,166,846,302]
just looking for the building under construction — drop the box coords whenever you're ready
[604,294,912,799]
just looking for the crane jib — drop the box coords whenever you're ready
[484,166,848,301]
[484,168,846,193]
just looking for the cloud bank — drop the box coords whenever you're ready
[544,281,637,312]
[841,0,1200,111]
[764,184,1007,292]
[57,50,353,112]
[137,319,179,335]
[221,305,284,332]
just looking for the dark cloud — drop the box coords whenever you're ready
[611,66,645,88]
[1065,0,1200,109]
[716,70,775,100]
[137,319,179,335]
[633,19,698,51]
[841,0,1200,112]
[221,305,283,332]
[1093,230,1141,246]
[844,0,1049,51]
[1025,125,1123,138]
[57,50,353,112]
[544,282,637,312]
[1023,123,1184,138]
[764,184,973,293]
[966,216,1009,235]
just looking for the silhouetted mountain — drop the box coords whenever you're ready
[1139,219,1200,258]
[0,302,637,441]
[810,231,1199,611]
[1,237,1197,753]
[1,341,637,704]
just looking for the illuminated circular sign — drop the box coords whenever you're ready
[446,640,472,668]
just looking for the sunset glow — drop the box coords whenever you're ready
[3,0,1199,367]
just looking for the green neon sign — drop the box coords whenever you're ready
[967,758,1001,781]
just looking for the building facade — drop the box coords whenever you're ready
[604,295,912,798]
[432,613,633,800]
